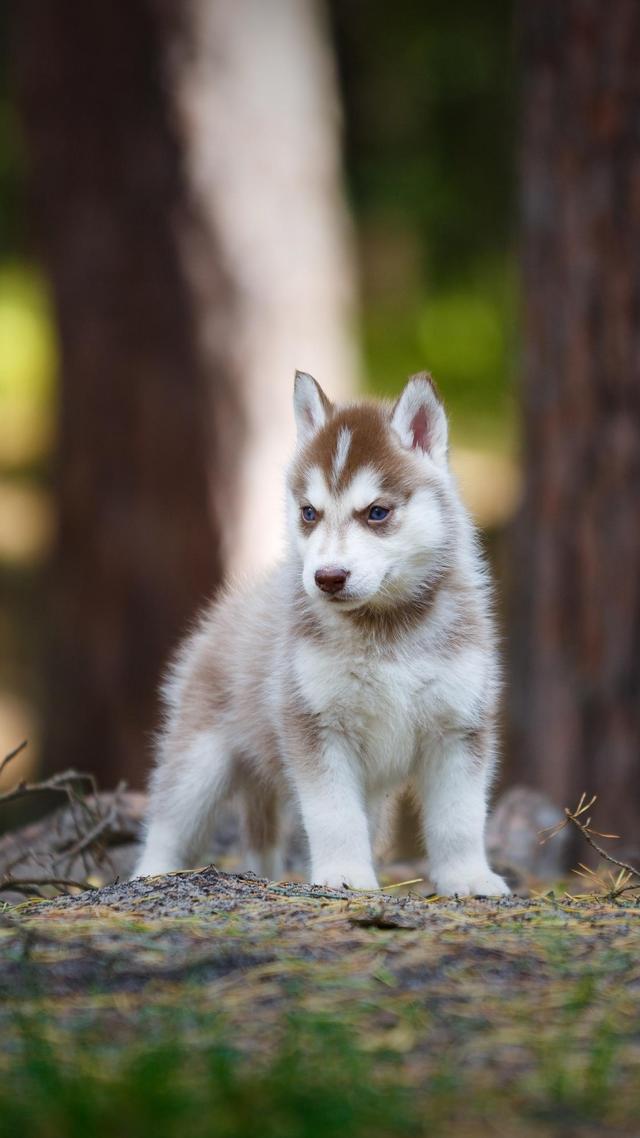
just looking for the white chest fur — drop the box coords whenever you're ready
[292,632,489,788]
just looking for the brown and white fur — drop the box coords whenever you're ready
[134,372,509,896]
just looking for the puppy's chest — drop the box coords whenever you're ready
[293,638,443,758]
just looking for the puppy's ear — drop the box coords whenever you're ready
[391,372,448,466]
[293,371,331,444]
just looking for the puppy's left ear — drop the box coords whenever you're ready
[293,371,332,445]
[391,372,448,466]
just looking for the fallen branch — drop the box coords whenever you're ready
[0,875,96,898]
[0,742,131,900]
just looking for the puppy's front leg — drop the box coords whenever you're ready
[422,731,509,897]
[292,740,378,891]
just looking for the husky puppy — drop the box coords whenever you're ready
[134,372,509,896]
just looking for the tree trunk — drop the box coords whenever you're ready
[178,0,359,573]
[15,0,357,788]
[16,2,232,789]
[511,0,640,851]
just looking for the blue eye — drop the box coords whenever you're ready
[368,505,390,523]
[301,505,317,523]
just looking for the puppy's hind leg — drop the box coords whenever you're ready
[134,729,232,878]
[240,780,284,882]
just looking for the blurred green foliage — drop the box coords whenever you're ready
[331,0,515,275]
[363,262,517,448]
[331,0,517,438]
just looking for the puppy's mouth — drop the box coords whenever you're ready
[323,592,369,610]
[323,574,395,611]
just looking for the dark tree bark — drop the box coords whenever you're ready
[511,1,640,849]
[15,2,241,787]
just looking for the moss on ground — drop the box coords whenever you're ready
[1,869,639,1137]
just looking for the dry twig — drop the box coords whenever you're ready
[0,739,27,781]
[0,768,98,808]
[541,792,640,899]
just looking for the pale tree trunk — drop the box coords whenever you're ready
[16,0,357,786]
[174,0,359,572]
[510,0,640,852]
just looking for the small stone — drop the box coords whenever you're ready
[486,785,570,881]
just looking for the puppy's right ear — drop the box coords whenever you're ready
[293,371,331,445]
[391,372,448,466]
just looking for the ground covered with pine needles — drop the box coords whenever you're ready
[1,868,639,1137]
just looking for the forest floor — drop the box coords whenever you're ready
[1,868,639,1137]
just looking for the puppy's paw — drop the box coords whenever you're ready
[433,864,510,898]
[314,864,379,891]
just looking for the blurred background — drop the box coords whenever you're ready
[0,1,638,855]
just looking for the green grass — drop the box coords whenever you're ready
[1,995,637,1138]
[0,1014,421,1138]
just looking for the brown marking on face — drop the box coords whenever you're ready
[290,402,422,505]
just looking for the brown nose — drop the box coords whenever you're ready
[315,567,350,595]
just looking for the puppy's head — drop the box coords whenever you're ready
[287,371,454,612]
